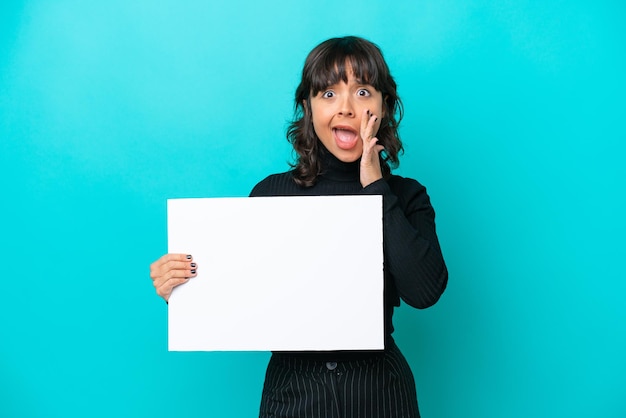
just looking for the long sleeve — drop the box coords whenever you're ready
[363,177,448,309]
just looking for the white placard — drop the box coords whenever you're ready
[167,195,383,351]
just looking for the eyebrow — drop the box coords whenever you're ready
[323,77,371,87]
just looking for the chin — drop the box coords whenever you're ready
[332,147,362,162]
[339,155,361,163]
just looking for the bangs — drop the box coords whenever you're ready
[306,40,386,96]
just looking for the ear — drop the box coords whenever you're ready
[382,95,389,118]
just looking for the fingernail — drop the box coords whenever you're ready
[186,255,192,259]
[191,263,196,268]
[190,269,196,274]
[374,117,378,122]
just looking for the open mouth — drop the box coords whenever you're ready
[333,127,359,150]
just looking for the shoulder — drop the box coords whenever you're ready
[387,174,427,196]
[386,174,433,211]
[249,171,302,197]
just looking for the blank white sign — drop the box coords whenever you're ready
[167,195,383,351]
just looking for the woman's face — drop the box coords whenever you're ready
[309,66,384,163]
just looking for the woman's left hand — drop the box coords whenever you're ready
[359,109,384,187]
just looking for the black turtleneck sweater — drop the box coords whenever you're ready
[249,149,448,351]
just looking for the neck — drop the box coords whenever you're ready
[318,143,361,182]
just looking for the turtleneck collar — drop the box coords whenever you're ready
[318,143,361,182]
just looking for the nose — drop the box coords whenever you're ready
[337,95,355,117]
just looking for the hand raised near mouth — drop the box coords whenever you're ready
[359,108,384,188]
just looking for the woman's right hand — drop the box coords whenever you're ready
[149,253,197,302]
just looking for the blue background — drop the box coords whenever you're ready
[1,1,624,417]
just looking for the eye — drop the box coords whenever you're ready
[321,90,334,98]
[357,88,371,97]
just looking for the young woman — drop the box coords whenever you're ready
[150,36,448,418]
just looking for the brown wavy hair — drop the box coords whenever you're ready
[288,36,404,187]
